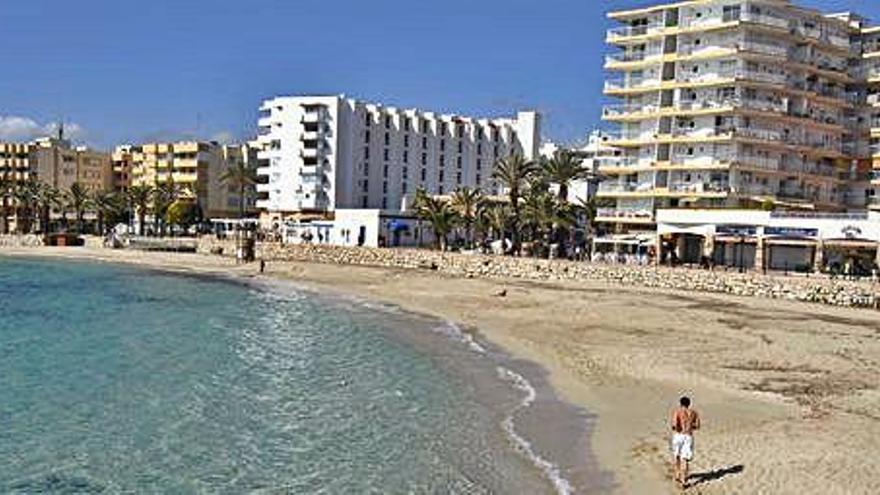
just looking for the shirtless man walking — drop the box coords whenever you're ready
[670,396,701,487]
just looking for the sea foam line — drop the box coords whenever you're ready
[437,321,573,494]
[498,366,574,495]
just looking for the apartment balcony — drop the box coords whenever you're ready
[668,181,729,194]
[604,50,663,69]
[300,113,322,124]
[598,156,649,172]
[606,23,664,42]
[595,207,655,223]
[597,182,654,195]
[740,12,790,31]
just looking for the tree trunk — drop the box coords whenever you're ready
[239,184,245,219]
[138,212,146,236]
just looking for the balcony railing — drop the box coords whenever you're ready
[598,182,654,193]
[596,208,654,220]
[606,23,664,40]
[668,182,729,193]
[605,50,663,65]
[740,12,789,30]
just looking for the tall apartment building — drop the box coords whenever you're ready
[251,95,540,225]
[863,25,880,209]
[600,0,870,235]
[125,141,256,219]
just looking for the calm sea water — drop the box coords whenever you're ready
[0,257,602,494]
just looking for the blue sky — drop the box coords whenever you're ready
[1,0,878,149]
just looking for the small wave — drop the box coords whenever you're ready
[430,321,487,354]
[498,367,574,495]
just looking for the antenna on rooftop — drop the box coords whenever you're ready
[58,120,64,141]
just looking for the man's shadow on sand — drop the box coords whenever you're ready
[687,464,744,488]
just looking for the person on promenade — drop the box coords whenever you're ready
[670,396,701,488]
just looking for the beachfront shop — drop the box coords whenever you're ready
[281,209,435,248]
[655,209,880,275]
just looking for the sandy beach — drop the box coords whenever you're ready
[3,246,879,494]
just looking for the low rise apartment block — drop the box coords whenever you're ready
[125,141,257,219]
[251,95,540,227]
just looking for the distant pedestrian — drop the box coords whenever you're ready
[259,259,266,273]
[670,396,701,488]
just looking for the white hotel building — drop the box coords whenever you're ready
[252,95,540,226]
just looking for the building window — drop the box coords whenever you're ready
[440,122,448,135]
[403,150,409,163]
[365,113,372,126]
[476,158,482,170]
[385,116,391,129]
[477,143,482,155]
[382,181,388,193]
[364,147,370,159]
[438,185,444,194]
[440,140,446,151]
[402,183,408,194]
[382,197,387,209]
[362,196,368,207]
[365,131,370,144]
[422,137,428,148]
[363,163,370,174]
[384,149,389,161]
[362,180,369,193]
[493,145,499,157]
[456,156,462,168]
[421,153,427,165]
[476,173,481,183]
[404,135,409,147]
[439,155,445,166]
[456,124,464,138]
[421,168,427,181]
[458,141,463,153]
[384,133,390,146]
[477,127,484,139]
[403,167,408,179]
[422,121,429,133]
[456,172,462,184]
[404,117,412,130]
[383,165,388,178]
[439,170,445,182]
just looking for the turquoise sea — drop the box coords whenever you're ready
[0,257,605,493]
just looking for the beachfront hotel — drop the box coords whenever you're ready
[598,0,880,236]
[250,95,540,227]
[124,141,257,220]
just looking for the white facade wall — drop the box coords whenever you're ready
[253,95,540,221]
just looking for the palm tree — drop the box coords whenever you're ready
[66,182,92,234]
[0,176,12,234]
[479,202,511,245]
[36,183,61,234]
[540,150,591,255]
[491,153,537,254]
[127,184,154,236]
[413,189,458,251]
[152,181,182,236]
[93,190,123,235]
[540,150,588,203]
[220,162,258,219]
[450,187,484,249]
[14,178,41,234]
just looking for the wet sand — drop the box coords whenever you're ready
[3,246,879,494]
